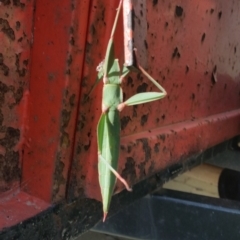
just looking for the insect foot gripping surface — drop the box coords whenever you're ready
[99,155,132,192]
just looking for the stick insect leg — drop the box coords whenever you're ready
[117,49,167,112]
[99,155,132,191]
[134,48,167,95]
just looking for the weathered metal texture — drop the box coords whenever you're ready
[0,190,49,229]
[21,0,90,202]
[0,138,235,238]
[68,0,240,202]
[67,0,124,200]
[0,0,34,192]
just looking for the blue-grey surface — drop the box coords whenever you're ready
[92,190,240,240]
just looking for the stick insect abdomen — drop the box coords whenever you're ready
[97,110,121,214]
[95,0,166,221]
[98,83,122,215]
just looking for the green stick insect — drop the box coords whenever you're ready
[91,0,167,221]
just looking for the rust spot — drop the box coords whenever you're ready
[13,0,25,8]
[0,125,21,184]
[172,47,180,59]
[65,69,71,75]
[121,116,131,130]
[0,127,20,148]
[141,114,148,126]
[121,157,136,183]
[127,76,133,87]
[159,134,166,141]
[69,94,75,107]
[132,105,137,118]
[15,54,27,77]
[120,145,125,151]
[191,93,195,100]
[218,11,222,19]
[90,24,96,36]
[48,73,56,81]
[0,81,8,104]
[210,9,214,14]
[148,161,155,175]
[23,59,29,66]
[137,82,148,93]
[84,140,91,151]
[60,131,70,148]
[1,150,20,183]
[13,86,24,105]
[175,6,183,17]
[0,109,3,125]
[15,21,21,31]
[61,110,71,128]
[77,115,86,131]
[144,40,148,49]
[154,143,160,153]
[185,65,189,73]
[127,145,132,153]
[69,37,75,46]
[0,18,15,41]
[53,153,66,199]
[139,138,152,162]
[69,27,74,34]
[0,0,11,5]
[67,55,73,66]
[152,0,158,7]
[0,53,9,76]
[137,162,146,177]
[201,33,206,43]
[17,37,23,42]
[76,144,82,154]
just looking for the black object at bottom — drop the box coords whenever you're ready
[219,168,240,201]
[93,189,240,240]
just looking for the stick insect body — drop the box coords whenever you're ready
[91,0,167,221]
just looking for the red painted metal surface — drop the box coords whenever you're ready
[68,0,240,202]
[0,0,91,229]
[22,0,90,203]
[0,0,33,193]
[0,0,239,231]
[0,190,49,229]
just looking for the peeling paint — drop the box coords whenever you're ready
[0,18,15,41]
[122,157,136,184]
[13,0,25,8]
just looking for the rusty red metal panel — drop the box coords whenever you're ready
[68,0,240,204]
[0,191,49,229]
[0,0,33,192]
[0,0,53,230]
[21,0,91,202]
[67,0,125,200]
[0,0,239,232]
